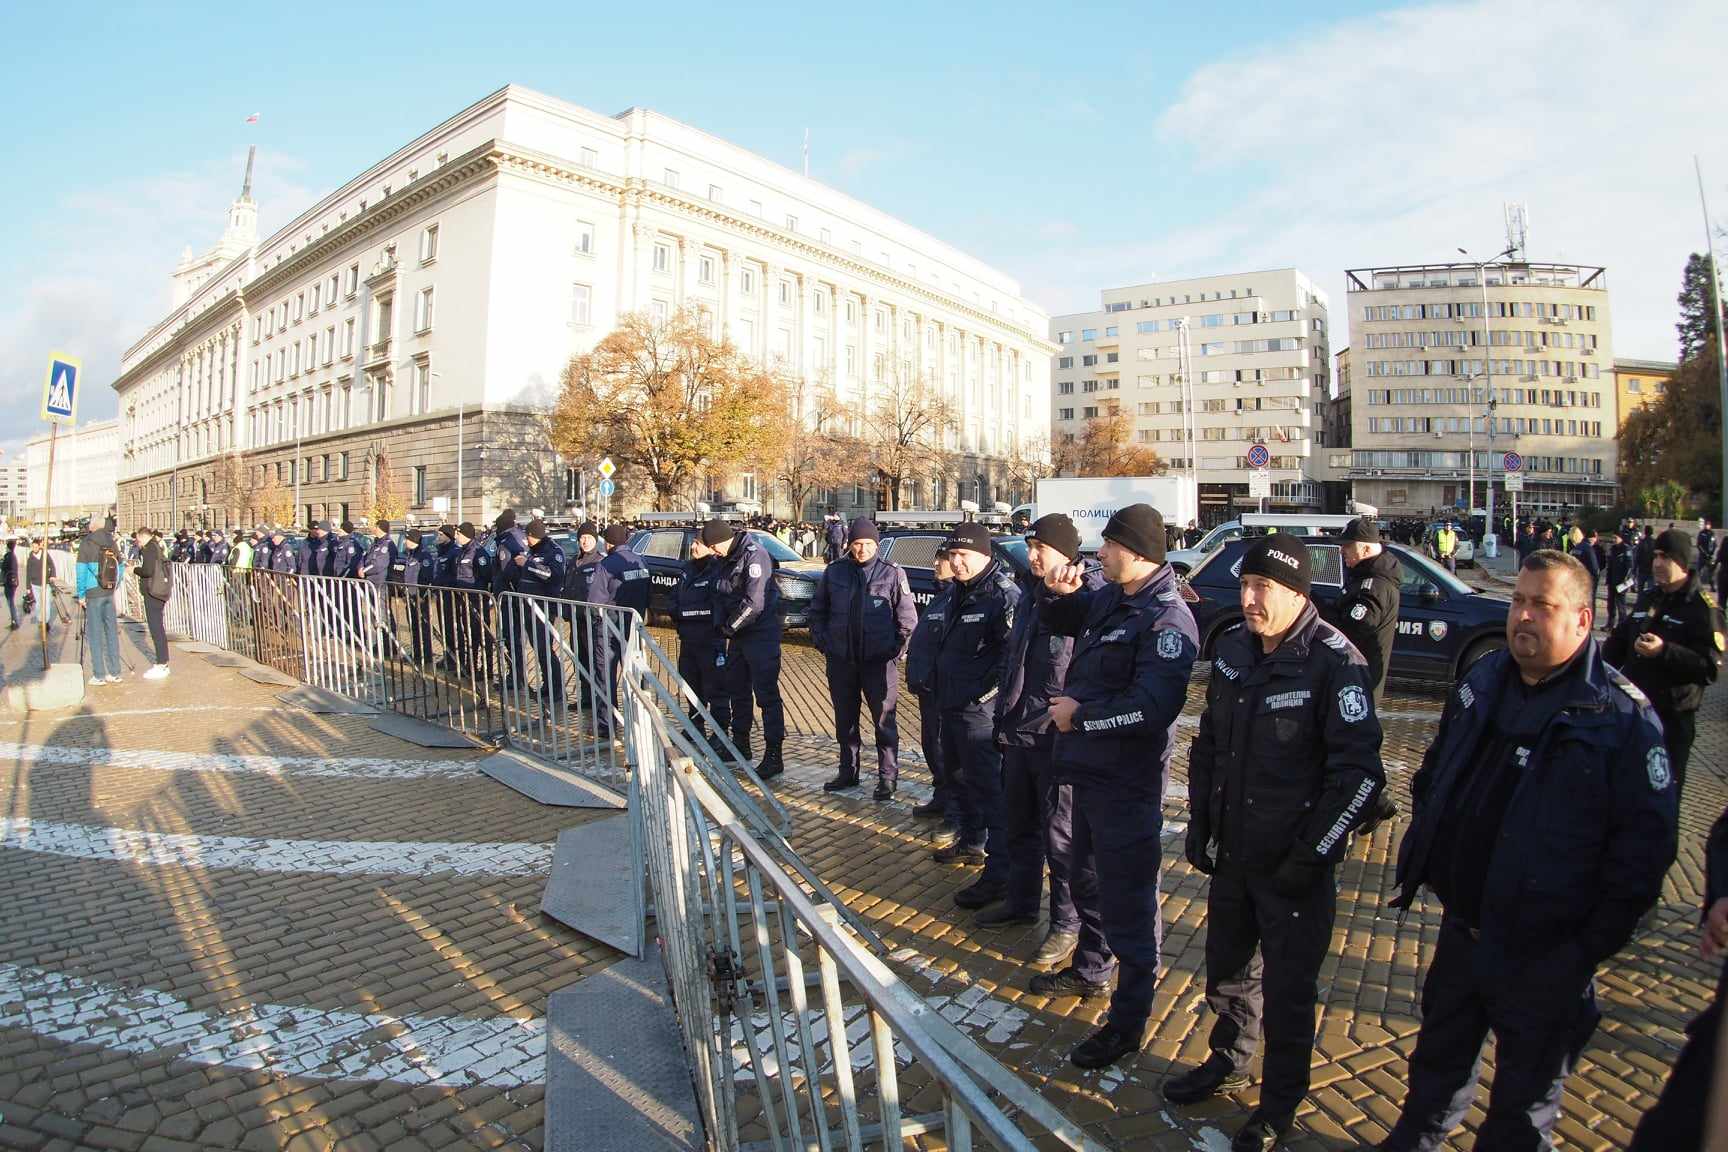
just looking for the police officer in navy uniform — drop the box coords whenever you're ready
[824,511,848,565]
[1169,535,1385,1151]
[492,509,530,688]
[709,521,787,778]
[207,529,229,567]
[1378,549,1677,1151]
[300,521,328,576]
[1604,530,1634,631]
[981,513,1102,969]
[265,528,297,574]
[330,521,365,578]
[515,518,567,703]
[1334,515,1401,834]
[392,531,437,665]
[904,546,956,823]
[446,522,493,680]
[560,521,605,703]
[929,522,1022,912]
[586,524,652,729]
[359,520,396,592]
[1028,503,1197,1070]
[809,517,919,800]
[1603,526,1724,791]
[672,531,730,741]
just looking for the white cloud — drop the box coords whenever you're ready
[0,150,316,446]
[1009,0,1728,361]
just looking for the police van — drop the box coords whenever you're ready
[1184,535,1510,685]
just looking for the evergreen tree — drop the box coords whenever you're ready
[1676,252,1726,362]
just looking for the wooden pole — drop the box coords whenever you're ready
[38,422,58,666]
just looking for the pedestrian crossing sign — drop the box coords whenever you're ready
[42,353,80,424]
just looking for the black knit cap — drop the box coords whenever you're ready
[848,516,880,543]
[1101,503,1166,562]
[602,524,630,547]
[1241,533,1312,596]
[700,520,734,547]
[457,522,476,540]
[578,521,600,537]
[525,518,547,539]
[1026,513,1082,562]
[1340,517,1381,544]
[944,522,993,556]
[495,509,517,532]
[1655,527,1696,568]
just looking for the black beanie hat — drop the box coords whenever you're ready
[944,522,993,556]
[602,524,630,547]
[1101,503,1167,562]
[700,520,734,547]
[578,520,600,537]
[847,517,880,543]
[1026,513,1082,562]
[1340,517,1381,544]
[525,518,547,539]
[495,509,517,532]
[457,521,476,540]
[1655,527,1696,569]
[1241,533,1312,596]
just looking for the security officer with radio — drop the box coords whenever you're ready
[809,517,918,800]
[929,522,1022,911]
[265,528,297,574]
[1030,503,1197,1071]
[587,524,652,728]
[709,520,787,779]
[1171,534,1385,1151]
[1604,531,1635,631]
[673,533,730,740]
[1604,526,1724,790]
[904,545,956,823]
[1335,516,1401,835]
[515,518,567,703]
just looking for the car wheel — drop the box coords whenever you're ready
[1460,635,1505,676]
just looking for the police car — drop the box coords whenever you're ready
[626,527,824,628]
[1183,536,1510,684]
[875,529,1031,608]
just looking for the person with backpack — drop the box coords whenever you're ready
[133,525,172,679]
[76,517,124,683]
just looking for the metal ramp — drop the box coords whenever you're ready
[540,816,642,956]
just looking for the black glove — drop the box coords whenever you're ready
[1353,791,1399,838]
[1184,823,1215,875]
[1271,851,1327,897]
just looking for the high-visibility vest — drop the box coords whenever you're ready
[1437,528,1456,555]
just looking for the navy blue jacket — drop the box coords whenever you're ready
[300,535,329,576]
[1190,604,1385,871]
[254,538,274,570]
[358,535,397,588]
[266,540,296,573]
[589,545,652,614]
[445,541,492,590]
[712,531,781,637]
[392,538,438,586]
[1394,643,1677,1012]
[564,549,603,602]
[1041,563,1197,795]
[493,526,528,592]
[327,535,363,579]
[208,538,229,566]
[1606,543,1635,599]
[808,554,918,665]
[1570,539,1601,587]
[995,562,1105,746]
[824,519,848,563]
[516,537,566,598]
[932,557,1021,711]
[673,557,721,644]
[904,580,952,694]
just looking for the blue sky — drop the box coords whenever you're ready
[4,0,1724,459]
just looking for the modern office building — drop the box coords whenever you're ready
[112,85,1054,530]
[1613,357,1678,425]
[24,420,120,526]
[1049,269,1331,520]
[1342,261,1616,517]
[1310,346,1353,511]
[0,459,29,524]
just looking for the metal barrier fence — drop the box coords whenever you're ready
[164,564,231,648]
[626,691,1111,1152]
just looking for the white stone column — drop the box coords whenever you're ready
[720,249,736,340]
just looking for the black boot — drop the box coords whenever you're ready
[732,732,753,761]
[823,770,860,792]
[1069,1024,1146,1070]
[1162,1052,1251,1104]
[872,778,896,801]
[911,797,945,819]
[755,744,784,780]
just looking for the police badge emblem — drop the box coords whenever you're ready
[1647,745,1672,791]
[1156,630,1184,660]
[1428,620,1448,642]
[1349,604,1368,621]
[748,563,761,578]
[1338,684,1369,724]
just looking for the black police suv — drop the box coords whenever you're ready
[875,529,1032,608]
[1184,537,1509,685]
[627,527,824,628]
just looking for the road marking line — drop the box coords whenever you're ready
[0,818,552,878]
[0,741,481,781]
[0,961,543,1086]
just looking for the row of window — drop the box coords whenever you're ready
[1367,415,1605,437]
[247,362,434,448]
[1352,449,1604,475]
[1093,284,1280,317]
[1360,329,1600,351]
[1361,359,1602,381]
[1361,301,1599,322]
[253,226,439,345]
[1362,386,1603,409]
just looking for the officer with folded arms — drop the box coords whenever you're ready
[1170,534,1385,1152]
[1603,526,1723,791]
[1029,503,1197,1071]
[1378,548,1676,1151]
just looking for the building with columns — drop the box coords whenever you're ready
[25,420,120,527]
[112,85,1053,531]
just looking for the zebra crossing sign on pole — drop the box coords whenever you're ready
[42,353,80,424]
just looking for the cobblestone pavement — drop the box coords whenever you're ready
[0,611,1721,1151]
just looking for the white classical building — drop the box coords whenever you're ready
[113,85,1053,530]
[25,420,120,526]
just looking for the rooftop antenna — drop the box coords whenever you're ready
[802,128,810,178]
[1503,201,1528,262]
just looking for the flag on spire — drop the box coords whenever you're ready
[244,112,260,125]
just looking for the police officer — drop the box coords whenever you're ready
[1029,503,1197,1070]
[301,521,329,576]
[928,522,1021,912]
[1170,535,1385,1151]
[431,524,457,668]
[359,520,397,593]
[824,511,848,564]
[328,521,363,579]
[1634,523,1656,593]
[709,521,786,778]
[672,532,731,741]
[207,529,229,567]
[1604,530,1634,631]
[1699,518,1717,585]
[1379,548,1676,1152]
[983,514,1102,969]
[1335,516,1401,835]
[808,517,918,800]
[445,522,494,680]
[1604,526,1724,790]
[230,530,254,571]
[265,528,296,574]
[587,524,652,728]
[492,509,530,688]
[253,528,275,572]
[515,518,567,703]
[904,546,956,823]
[392,531,436,665]
[561,521,604,703]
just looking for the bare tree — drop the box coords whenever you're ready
[857,365,957,511]
[1055,411,1166,477]
[999,430,1054,504]
[773,386,867,519]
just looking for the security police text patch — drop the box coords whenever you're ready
[1648,745,1672,791]
[1264,689,1311,711]
[1349,604,1368,621]
[1338,684,1369,724]
[1156,630,1183,660]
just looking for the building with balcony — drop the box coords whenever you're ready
[1049,269,1330,521]
[1342,261,1615,518]
[1613,356,1677,425]
[0,459,29,524]
[112,85,1054,531]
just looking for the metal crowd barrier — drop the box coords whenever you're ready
[625,690,1111,1152]
[164,564,230,648]
[374,582,507,740]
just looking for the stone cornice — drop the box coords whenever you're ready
[113,296,248,395]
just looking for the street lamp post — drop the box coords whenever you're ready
[1459,245,1517,552]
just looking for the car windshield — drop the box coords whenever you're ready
[1391,544,1473,595]
[995,537,1027,567]
[751,531,802,563]
[1196,523,1241,553]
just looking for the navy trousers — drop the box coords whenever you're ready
[940,701,1006,881]
[1382,916,1597,1151]
[726,627,785,748]
[1068,782,1163,1035]
[676,634,732,738]
[825,657,900,782]
[914,689,947,810]
[1628,975,1720,1152]
[1002,742,1078,932]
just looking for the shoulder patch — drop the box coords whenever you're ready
[1322,631,1352,652]
[1647,745,1673,792]
[1156,630,1185,660]
[1349,603,1368,621]
[1704,588,1718,609]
